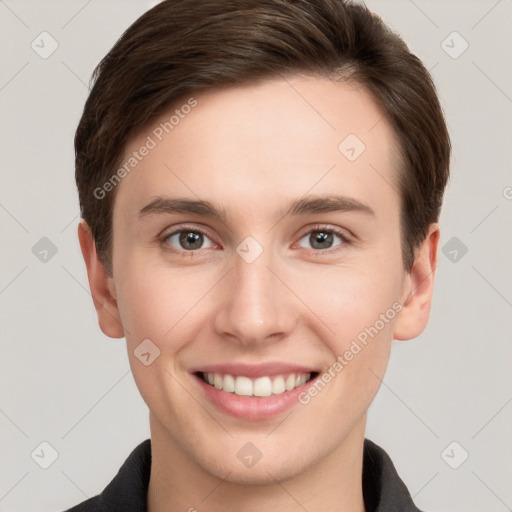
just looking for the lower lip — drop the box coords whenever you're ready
[193,373,317,421]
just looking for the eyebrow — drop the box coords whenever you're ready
[137,194,375,220]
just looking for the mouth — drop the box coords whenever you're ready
[193,371,320,397]
[190,362,322,420]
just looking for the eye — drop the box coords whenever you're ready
[164,228,215,252]
[297,227,348,251]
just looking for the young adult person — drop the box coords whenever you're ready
[65,1,450,510]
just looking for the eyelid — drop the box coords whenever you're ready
[297,223,352,242]
[159,223,221,253]
[293,223,353,253]
[158,222,216,239]
[157,222,353,255]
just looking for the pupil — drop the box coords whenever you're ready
[180,231,202,250]
[311,231,332,249]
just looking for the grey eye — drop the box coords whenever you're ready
[298,230,343,250]
[166,230,214,251]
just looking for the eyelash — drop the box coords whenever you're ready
[159,223,351,256]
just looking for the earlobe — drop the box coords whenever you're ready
[393,224,440,341]
[77,220,125,339]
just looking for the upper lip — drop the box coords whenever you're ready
[191,362,318,378]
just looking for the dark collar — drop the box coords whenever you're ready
[65,438,422,511]
[362,438,423,511]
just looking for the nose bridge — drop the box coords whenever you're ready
[213,242,296,344]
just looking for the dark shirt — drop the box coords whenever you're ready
[64,438,422,511]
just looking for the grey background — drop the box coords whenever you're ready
[1,1,511,511]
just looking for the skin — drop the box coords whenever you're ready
[79,74,439,512]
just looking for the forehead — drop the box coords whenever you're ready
[114,75,401,220]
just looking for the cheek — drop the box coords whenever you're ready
[115,256,215,347]
[294,263,402,351]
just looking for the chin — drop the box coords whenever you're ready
[197,444,314,486]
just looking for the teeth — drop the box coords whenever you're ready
[223,374,235,392]
[235,376,252,396]
[202,372,312,396]
[271,375,286,394]
[285,374,295,391]
[213,373,223,389]
[253,377,272,397]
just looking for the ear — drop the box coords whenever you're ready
[77,219,124,339]
[393,223,440,340]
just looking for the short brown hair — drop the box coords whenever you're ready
[75,0,450,276]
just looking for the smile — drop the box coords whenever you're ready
[197,371,317,397]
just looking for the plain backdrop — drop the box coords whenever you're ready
[1,1,511,511]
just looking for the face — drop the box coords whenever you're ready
[82,75,437,484]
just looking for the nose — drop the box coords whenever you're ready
[213,248,298,347]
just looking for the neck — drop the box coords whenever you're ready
[147,413,367,512]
